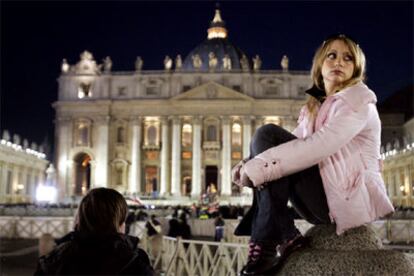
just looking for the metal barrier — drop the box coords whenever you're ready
[1,217,414,244]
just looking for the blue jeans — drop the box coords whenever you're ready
[235,124,330,243]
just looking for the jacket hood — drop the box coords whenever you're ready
[334,82,377,111]
[36,232,142,275]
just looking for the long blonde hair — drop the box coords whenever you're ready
[306,34,366,119]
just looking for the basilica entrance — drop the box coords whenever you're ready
[205,165,218,194]
[144,166,158,195]
[74,153,91,196]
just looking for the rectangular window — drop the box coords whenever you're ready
[146,87,159,96]
[265,86,280,95]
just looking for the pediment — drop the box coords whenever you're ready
[171,82,253,101]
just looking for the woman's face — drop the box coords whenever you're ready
[321,40,355,90]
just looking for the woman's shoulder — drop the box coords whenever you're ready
[334,82,377,111]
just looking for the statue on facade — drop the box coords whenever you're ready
[13,134,21,145]
[2,130,10,141]
[281,54,289,71]
[240,55,249,72]
[164,55,173,71]
[175,54,182,71]
[23,139,29,149]
[192,54,202,70]
[135,56,143,72]
[208,52,218,71]
[61,58,70,73]
[103,56,112,73]
[222,54,232,70]
[45,164,57,186]
[253,55,262,71]
[75,50,100,75]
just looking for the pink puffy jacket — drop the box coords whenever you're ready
[243,82,394,234]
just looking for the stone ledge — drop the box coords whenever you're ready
[278,225,414,275]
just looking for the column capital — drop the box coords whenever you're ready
[192,115,203,125]
[94,115,111,124]
[242,115,255,124]
[169,116,181,125]
[129,116,142,125]
[160,116,169,125]
[220,116,231,125]
[56,116,72,124]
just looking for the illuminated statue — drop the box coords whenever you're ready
[253,54,262,71]
[135,56,143,72]
[75,50,100,75]
[208,52,218,71]
[240,55,249,71]
[175,55,182,71]
[61,58,70,73]
[103,56,112,73]
[222,54,232,70]
[281,54,289,71]
[192,54,202,70]
[164,55,173,71]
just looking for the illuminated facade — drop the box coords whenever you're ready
[0,131,48,203]
[382,115,414,207]
[54,9,312,203]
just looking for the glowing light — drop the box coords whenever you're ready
[36,185,57,202]
[16,184,24,191]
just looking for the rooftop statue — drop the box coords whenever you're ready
[222,54,232,70]
[61,58,70,74]
[75,50,100,75]
[164,55,172,71]
[103,56,112,73]
[281,55,289,71]
[175,55,182,71]
[253,55,262,71]
[240,55,249,72]
[135,56,143,72]
[192,54,202,70]
[208,52,218,71]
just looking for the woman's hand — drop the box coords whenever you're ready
[231,159,253,188]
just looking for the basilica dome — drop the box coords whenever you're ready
[182,9,250,72]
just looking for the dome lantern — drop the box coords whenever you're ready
[207,9,228,39]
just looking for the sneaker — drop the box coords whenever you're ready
[240,234,309,275]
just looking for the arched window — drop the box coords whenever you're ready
[207,125,217,141]
[232,123,242,146]
[147,126,157,145]
[117,126,125,144]
[182,124,192,147]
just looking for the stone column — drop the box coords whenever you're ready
[282,116,297,132]
[0,162,6,197]
[242,116,253,159]
[221,116,232,196]
[56,117,72,199]
[160,117,169,195]
[242,116,253,195]
[95,116,110,187]
[404,166,411,206]
[191,116,202,198]
[129,117,142,194]
[255,116,263,131]
[171,117,182,196]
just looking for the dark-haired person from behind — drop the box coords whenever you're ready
[35,188,154,275]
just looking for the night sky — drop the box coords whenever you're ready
[1,1,413,158]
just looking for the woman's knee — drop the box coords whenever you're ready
[254,124,283,140]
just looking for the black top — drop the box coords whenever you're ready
[35,231,154,275]
[305,85,326,103]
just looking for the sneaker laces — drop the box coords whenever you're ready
[247,242,262,262]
